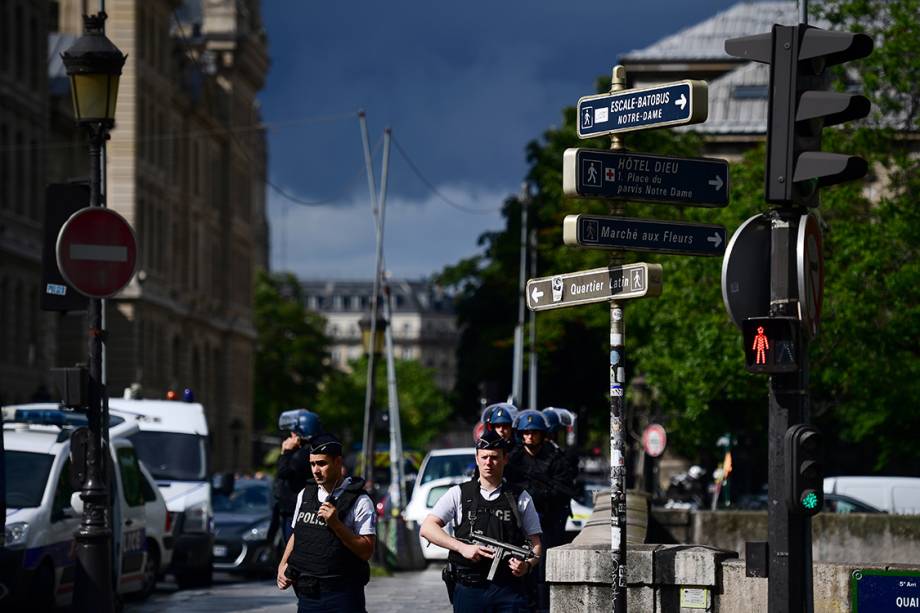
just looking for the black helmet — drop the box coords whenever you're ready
[476,429,512,452]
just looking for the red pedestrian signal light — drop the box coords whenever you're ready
[742,317,800,374]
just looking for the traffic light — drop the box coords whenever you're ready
[785,424,824,515]
[726,25,873,205]
[742,316,800,374]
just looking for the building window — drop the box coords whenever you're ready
[13,131,23,215]
[30,16,38,90]
[0,124,7,210]
[30,139,38,220]
[14,4,23,82]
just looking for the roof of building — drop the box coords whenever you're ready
[678,61,771,134]
[621,1,823,63]
[300,280,455,315]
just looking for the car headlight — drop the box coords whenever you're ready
[5,522,29,548]
[241,519,270,542]
[182,501,211,534]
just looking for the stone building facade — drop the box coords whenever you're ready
[0,1,54,406]
[300,280,458,392]
[49,0,269,471]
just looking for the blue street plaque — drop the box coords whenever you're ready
[563,214,726,257]
[562,148,729,207]
[577,80,708,138]
[851,569,920,612]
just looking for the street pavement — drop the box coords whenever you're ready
[125,566,449,612]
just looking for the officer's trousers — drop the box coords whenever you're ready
[296,587,366,613]
[453,581,530,613]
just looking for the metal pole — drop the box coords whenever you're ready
[799,0,808,24]
[767,211,810,613]
[608,65,628,613]
[512,183,528,406]
[383,285,405,511]
[528,226,537,410]
[359,113,381,484]
[73,125,114,613]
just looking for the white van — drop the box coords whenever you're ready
[107,398,214,588]
[824,476,920,515]
[2,408,151,609]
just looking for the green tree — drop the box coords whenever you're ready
[315,356,453,451]
[253,271,331,431]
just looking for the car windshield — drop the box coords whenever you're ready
[426,485,453,508]
[214,481,272,514]
[420,453,475,485]
[4,451,54,508]
[128,431,207,481]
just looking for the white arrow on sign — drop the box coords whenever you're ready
[531,287,544,303]
[708,175,724,191]
[674,94,687,110]
[707,233,723,248]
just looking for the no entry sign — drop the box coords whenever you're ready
[56,207,138,298]
[642,424,668,458]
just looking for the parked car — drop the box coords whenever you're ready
[737,491,885,513]
[2,407,151,610]
[211,478,280,576]
[416,448,476,487]
[566,480,605,535]
[824,476,920,515]
[137,459,174,597]
[404,476,467,560]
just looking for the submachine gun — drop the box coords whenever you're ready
[470,531,534,581]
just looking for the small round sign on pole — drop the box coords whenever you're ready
[56,207,138,299]
[642,423,668,458]
[797,213,824,339]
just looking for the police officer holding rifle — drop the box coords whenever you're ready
[277,433,376,612]
[421,429,543,612]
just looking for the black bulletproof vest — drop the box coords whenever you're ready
[289,479,370,585]
[447,479,527,580]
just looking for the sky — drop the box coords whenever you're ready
[258,0,748,280]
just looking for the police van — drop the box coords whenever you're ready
[1,408,151,609]
[107,397,215,588]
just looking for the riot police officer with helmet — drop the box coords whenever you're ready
[277,433,376,612]
[275,409,323,542]
[481,403,518,444]
[421,429,543,612]
[507,410,577,612]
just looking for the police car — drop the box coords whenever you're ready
[2,408,152,608]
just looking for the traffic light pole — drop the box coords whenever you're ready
[767,209,811,613]
[73,124,114,613]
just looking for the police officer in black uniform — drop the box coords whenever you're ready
[421,429,543,612]
[274,409,324,543]
[506,410,577,612]
[277,434,376,613]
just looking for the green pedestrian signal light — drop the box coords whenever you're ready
[801,490,820,511]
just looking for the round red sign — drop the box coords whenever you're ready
[56,207,138,299]
[642,423,667,458]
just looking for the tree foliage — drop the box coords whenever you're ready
[438,1,920,474]
[314,356,453,451]
[253,271,332,431]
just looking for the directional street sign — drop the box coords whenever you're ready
[56,207,138,299]
[526,263,662,312]
[563,214,726,257]
[562,148,729,207]
[577,80,708,138]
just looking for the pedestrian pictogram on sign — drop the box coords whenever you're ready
[753,326,769,364]
[56,207,138,299]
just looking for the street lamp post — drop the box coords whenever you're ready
[359,312,387,484]
[61,13,125,613]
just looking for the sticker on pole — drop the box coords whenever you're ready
[56,207,138,299]
[642,424,667,458]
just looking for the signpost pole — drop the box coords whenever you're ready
[73,122,114,613]
[608,64,628,613]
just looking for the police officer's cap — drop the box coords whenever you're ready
[476,428,513,452]
[309,433,343,457]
